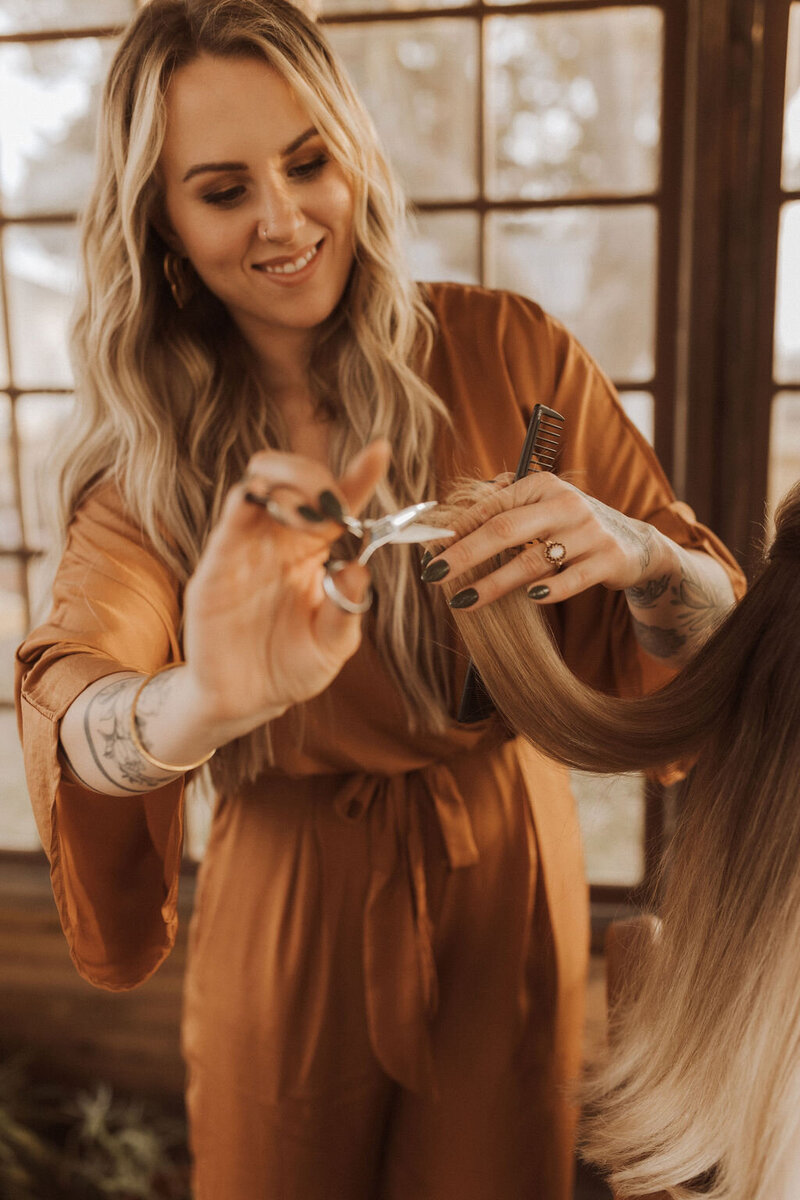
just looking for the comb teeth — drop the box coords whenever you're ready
[528,408,565,473]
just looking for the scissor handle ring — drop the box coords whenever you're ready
[322,561,373,615]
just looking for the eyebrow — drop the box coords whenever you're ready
[181,126,319,182]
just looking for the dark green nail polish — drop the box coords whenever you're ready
[449,587,479,609]
[318,490,344,522]
[421,559,450,583]
[528,584,550,600]
[297,504,325,523]
[420,549,433,570]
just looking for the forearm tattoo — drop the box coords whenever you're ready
[629,615,687,660]
[83,673,179,793]
[625,556,732,660]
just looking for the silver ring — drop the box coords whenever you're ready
[543,540,567,570]
[322,561,373,615]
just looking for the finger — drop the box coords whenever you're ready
[244,449,360,530]
[442,530,600,610]
[337,440,391,515]
[422,497,584,588]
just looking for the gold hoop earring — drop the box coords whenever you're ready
[163,251,194,309]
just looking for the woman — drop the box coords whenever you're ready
[436,481,800,1200]
[14,1,743,1196]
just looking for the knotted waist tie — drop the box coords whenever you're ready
[333,762,481,1097]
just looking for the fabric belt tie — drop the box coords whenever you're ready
[333,762,479,1096]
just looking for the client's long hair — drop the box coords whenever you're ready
[437,479,800,1199]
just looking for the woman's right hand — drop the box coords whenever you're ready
[180,440,390,742]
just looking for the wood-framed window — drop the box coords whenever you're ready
[0,1,797,919]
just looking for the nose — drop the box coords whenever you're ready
[257,180,302,244]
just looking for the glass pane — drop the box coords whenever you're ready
[0,39,118,218]
[406,211,480,283]
[0,395,23,549]
[619,390,655,445]
[0,557,27,705]
[4,223,78,389]
[573,770,645,887]
[782,3,800,190]
[775,202,800,383]
[17,394,74,552]
[487,204,657,382]
[328,20,478,202]
[486,9,662,201]
[0,707,40,851]
[768,392,800,530]
[0,0,131,35]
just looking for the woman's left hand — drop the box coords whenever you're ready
[421,472,669,608]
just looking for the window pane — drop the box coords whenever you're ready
[406,211,480,283]
[485,9,662,201]
[486,204,657,382]
[0,0,131,35]
[0,707,39,851]
[573,770,645,887]
[0,557,26,705]
[17,394,74,552]
[4,223,78,389]
[328,20,478,202]
[0,39,118,218]
[775,202,800,383]
[783,3,800,191]
[0,396,22,549]
[768,393,800,528]
[619,390,655,445]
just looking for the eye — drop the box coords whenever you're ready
[202,185,246,207]
[288,154,328,181]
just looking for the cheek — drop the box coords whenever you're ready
[323,174,355,234]
[166,199,245,270]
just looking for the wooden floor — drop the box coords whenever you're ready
[1,856,612,1196]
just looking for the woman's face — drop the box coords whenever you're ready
[159,53,355,356]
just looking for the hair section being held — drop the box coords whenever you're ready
[436,478,800,1199]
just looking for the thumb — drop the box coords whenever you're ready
[338,440,391,516]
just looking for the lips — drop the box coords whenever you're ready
[253,239,322,275]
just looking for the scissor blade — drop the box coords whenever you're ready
[388,524,455,545]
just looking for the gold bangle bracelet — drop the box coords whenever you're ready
[129,663,216,774]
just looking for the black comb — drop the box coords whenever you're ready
[456,404,565,724]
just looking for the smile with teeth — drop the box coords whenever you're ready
[257,242,321,275]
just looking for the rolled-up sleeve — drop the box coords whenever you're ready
[15,486,187,990]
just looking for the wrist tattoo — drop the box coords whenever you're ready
[626,573,671,609]
[84,673,178,793]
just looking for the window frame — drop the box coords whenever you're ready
[0,2,794,924]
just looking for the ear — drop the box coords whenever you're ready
[150,191,186,256]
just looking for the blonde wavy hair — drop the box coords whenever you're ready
[57,0,454,784]
[436,479,800,1199]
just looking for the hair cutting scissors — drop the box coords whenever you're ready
[340,501,453,565]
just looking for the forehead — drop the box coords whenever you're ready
[161,52,313,167]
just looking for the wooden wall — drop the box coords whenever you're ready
[0,858,192,1100]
